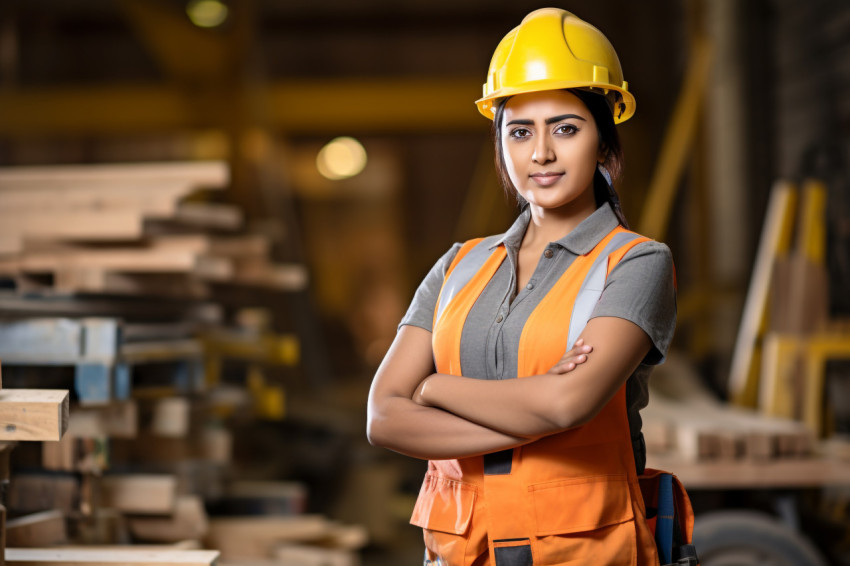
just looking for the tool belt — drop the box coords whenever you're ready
[639,468,700,566]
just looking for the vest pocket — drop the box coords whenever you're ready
[529,474,634,536]
[411,472,478,564]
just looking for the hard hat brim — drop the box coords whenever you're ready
[475,81,636,124]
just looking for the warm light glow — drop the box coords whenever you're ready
[316,137,368,180]
[186,0,229,28]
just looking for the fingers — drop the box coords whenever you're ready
[549,339,594,374]
[564,339,592,358]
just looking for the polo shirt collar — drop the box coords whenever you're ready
[493,203,621,256]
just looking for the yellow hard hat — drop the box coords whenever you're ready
[476,8,635,123]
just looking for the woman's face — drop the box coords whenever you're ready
[501,90,602,214]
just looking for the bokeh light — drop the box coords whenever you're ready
[316,137,368,181]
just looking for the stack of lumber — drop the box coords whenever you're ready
[0,162,366,565]
[0,161,307,296]
[643,353,815,463]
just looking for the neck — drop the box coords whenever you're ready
[523,196,598,248]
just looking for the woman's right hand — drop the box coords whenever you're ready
[548,338,593,374]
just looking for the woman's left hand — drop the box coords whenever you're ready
[548,338,593,374]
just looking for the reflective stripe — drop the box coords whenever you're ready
[435,235,501,327]
[566,232,643,351]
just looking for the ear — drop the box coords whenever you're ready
[597,142,609,164]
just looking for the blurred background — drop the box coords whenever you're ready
[0,0,848,565]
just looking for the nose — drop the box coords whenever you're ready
[532,133,555,164]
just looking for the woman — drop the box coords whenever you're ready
[368,8,689,566]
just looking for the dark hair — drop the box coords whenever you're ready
[491,88,629,228]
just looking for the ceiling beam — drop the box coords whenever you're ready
[0,78,486,137]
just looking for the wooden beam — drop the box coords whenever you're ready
[205,515,330,560]
[5,548,219,565]
[638,34,714,241]
[127,496,208,543]
[6,511,67,548]
[0,161,228,189]
[728,181,798,406]
[648,454,850,489]
[0,80,482,137]
[0,390,69,442]
[100,475,177,515]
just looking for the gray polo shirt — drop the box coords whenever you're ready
[399,204,677,471]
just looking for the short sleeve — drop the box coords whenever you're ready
[590,240,676,365]
[398,243,463,332]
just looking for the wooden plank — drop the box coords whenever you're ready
[100,475,177,515]
[0,318,120,365]
[119,340,203,364]
[0,390,69,442]
[231,263,308,291]
[168,203,243,231]
[205,515,331,560]
[7,474,77,514]
[273,544,356,566]
[648,454,850,489]
[759,332,804,419]
[52,271,208,298]
[128,496,208,543]
[0,212,145,254]
[15,249,231,277]
[5,548,219,565]
[6,511,67,548]
[150,398,191,438]
[70,401,138,439]
[0,162,228,190]
[729,181,798,406]
[0,185,191,216]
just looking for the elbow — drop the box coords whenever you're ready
[547,386,598,431]
[365,417,383,447]
[366,412,391,448]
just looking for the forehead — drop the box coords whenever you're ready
[503,90,590,121]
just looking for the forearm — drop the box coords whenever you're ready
[418,372,571,437]
[368,395,534,460]
[418,318,652,437]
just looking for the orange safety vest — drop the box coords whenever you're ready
[410,225,693,566]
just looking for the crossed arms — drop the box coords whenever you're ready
[366,316,651,461]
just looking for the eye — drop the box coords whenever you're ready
[555,124,579,135]
[508,127,532,140]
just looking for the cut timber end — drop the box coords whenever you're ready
[0,390,69,442]
[5,548,219,565]
[100,475,177,515]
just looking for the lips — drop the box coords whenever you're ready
[529,172,564,187]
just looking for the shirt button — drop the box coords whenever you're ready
[544,249,554,258]
[496,314,504,323]
[526,283,534,290]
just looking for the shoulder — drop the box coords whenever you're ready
[615,237,675,277]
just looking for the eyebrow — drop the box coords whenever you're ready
[505,113,587,126]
